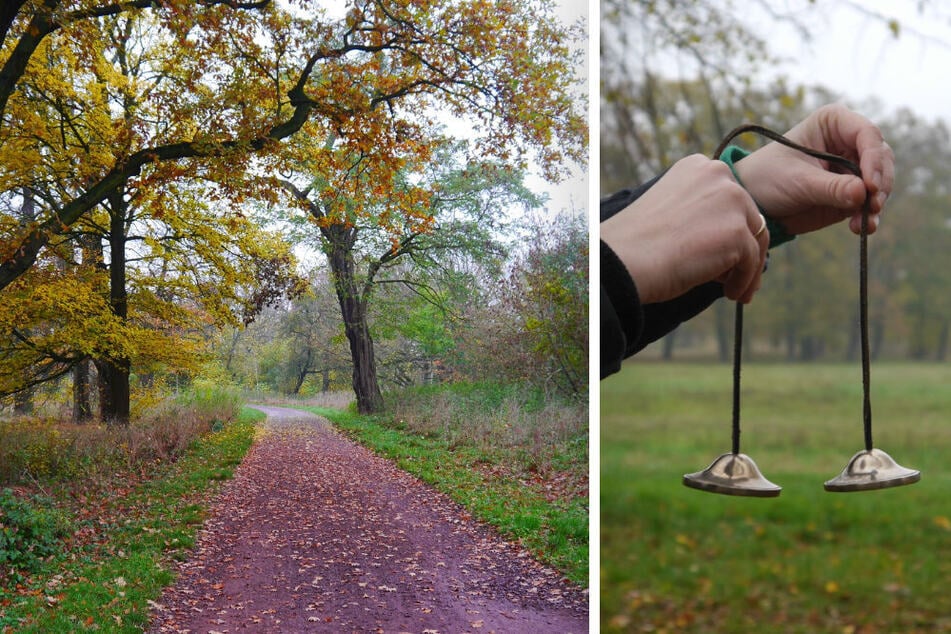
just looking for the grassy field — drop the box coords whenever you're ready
[601,361,951,634]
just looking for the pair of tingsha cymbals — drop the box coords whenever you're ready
[682,449,920,498]
[679,125,920,498]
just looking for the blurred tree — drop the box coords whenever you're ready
[877,110,951,360]
[598,0,951,362]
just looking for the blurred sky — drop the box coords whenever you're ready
[738,1,951,123]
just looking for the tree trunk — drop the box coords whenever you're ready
[324,226,384,414]
[12,188,37,417]
[224,329,241,377]
[100,189,131,426]
[97,357,130,424]
[937,322,949,361]
[785,325,797,362]
[292,348,311,395]
[661,332,675,361]
[72,359,93,424]
[800,336,817,361]
[341,306,384,413]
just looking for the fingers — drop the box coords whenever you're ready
[722,212,769,303]
[604,154,771,304]
[751,212,768,240]
[854,132,893,224]
[851,136,893,234]
[815,104,894,232]
[854,124,894,201]
[791,105,894,240]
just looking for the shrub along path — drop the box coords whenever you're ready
[148,406,588,633]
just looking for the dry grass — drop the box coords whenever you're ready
[386,383,587,476]
[0,385,245,486]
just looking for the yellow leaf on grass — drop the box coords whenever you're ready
[675,533,696,549]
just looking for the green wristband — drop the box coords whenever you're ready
[718,145,795,248]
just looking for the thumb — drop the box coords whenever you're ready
[808,172,866,210]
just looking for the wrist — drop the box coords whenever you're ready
[719,144,795,248]
[601,229,659,304]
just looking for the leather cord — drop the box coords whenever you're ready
[712,124,873,454]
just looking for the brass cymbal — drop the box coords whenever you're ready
[683,452,782,498]
[824,448,920,492]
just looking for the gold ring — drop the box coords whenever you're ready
[753,214,767,238]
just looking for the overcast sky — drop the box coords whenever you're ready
[739,1,951,123]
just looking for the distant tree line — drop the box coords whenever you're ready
[601,0,951,362]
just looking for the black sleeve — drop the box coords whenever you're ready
[600,178,725,379]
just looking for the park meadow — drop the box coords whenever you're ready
[602,360,951,634]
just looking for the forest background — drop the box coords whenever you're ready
[0,0,589,421]
[601,0,951,362]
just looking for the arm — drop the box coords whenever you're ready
[599,105,895,379]
[600,181,727,378]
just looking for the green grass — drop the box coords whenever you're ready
[601,361,951,633]
[0,407,262,633]
[304,404,589,586]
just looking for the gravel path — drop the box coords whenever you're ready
[148,406,588,633]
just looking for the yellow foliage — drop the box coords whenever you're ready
[0,0,585,398]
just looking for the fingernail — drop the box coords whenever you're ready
[876,191,888,209]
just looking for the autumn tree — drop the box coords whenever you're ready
[281,141,542,413]
[1,0,584,416]
[0,184,301,423]
[0,0,584,290]
[0,9,305,422]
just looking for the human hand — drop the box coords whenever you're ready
[601,154,769,305]
[734,103,894,235]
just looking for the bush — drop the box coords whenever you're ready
[0,419,78,483]
[0,489,68,577]
[450,213,588,398]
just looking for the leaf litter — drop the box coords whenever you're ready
[148,406,588,633]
